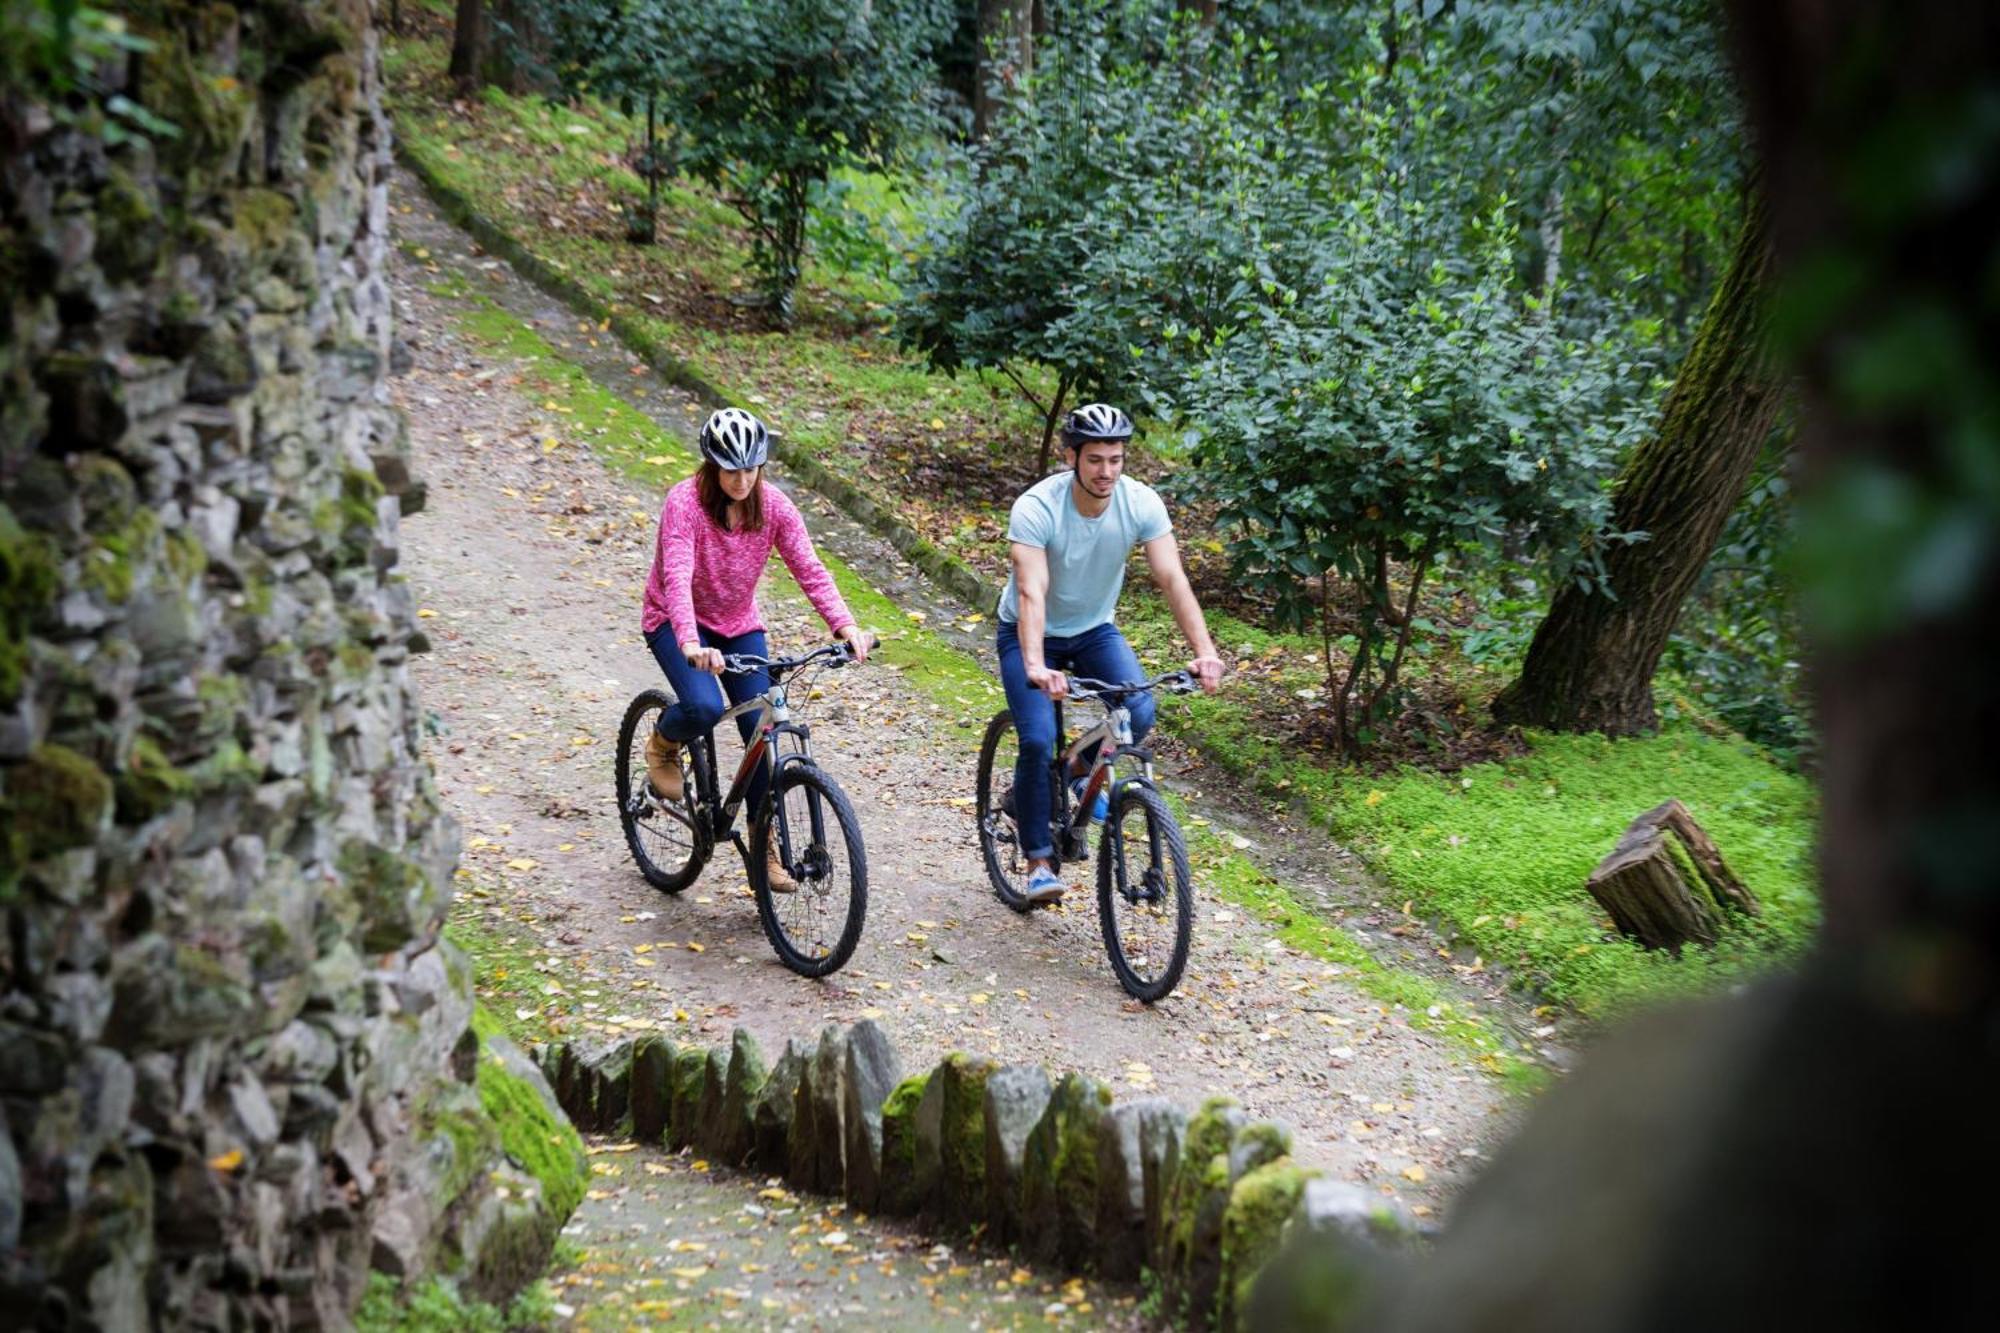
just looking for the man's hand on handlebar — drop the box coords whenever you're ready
[1187,655,1225,694]
[1027,664,1068,700]
[682,642,725,676]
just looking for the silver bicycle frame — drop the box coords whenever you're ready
[711,677,808,822]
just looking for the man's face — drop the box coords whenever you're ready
[1071,440,1126,497]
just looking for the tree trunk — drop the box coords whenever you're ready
[448,0,486,95]
[974,0,1035,141]
[1492,192,1783,736]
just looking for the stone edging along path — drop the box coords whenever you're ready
[393,144,994,613]
[535,1019,1417,1333]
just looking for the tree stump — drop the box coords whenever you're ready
[1587,800,1762,952]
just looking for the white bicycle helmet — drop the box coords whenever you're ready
[699,407,772,470]
[1062,402,1133,444]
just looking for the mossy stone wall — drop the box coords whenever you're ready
[0,3,567,1326]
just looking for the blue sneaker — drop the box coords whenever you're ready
[1023,865,1067,906]
[1071,776,1109,824]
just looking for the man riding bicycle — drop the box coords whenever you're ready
[996,403,1225,905]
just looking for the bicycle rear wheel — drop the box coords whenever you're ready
[750,763,867,977]
[974,711,1038,913]
[616,690,710,894]
[1097,781,1193,1002]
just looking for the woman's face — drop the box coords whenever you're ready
[718,466,759,502]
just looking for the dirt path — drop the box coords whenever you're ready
[387,177,1522,1236]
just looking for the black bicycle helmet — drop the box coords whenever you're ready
[699,407,772,470]
[1061,402,1133,445]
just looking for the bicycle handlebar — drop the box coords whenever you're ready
[721,635,878,676]
[1065,669,1198,702]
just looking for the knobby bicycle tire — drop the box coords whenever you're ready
[750,763,868,977]
[975,711,1036,913]
[1097,781,1194,1002]
[616,689,710,894]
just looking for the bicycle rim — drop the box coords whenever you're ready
[1097,783,1193,1002]
[753,765,867,976]
[975,711,1035,913]
[616,690,708,894]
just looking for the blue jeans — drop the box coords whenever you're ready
[645,621,773,814]
[996,619,1155,861]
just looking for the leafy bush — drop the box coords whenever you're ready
[660,0,953,322]
[3,0,176,144]
[896,15,1303,470]
[1173,154,1657,751]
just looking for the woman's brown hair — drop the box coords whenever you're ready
[695,459,765,532]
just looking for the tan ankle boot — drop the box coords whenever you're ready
[764,843,798,894]
[645,732,683,802]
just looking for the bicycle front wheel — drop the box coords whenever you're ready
[1097,781,1194,1002]
[616,690,710,894]
[750,764,867,977]
[974,711,1036,913]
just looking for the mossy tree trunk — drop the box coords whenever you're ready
[1493,193,1785,736]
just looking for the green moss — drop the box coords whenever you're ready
[2,743,113,863]
[880,1071,929,1171]
[471,1007,588,1222]
[1219,1161,1318,1332]
[421,1087,504,1209]
[233,187,299,255]
[1322,726,1817,1020]
[95,164,160,280]
[938,1053,996,1231]
[115,732,196,822]
[185,738,262,792]
[0,504,59,700]
[163,527,208,586]
[353,1270,555,1333]
[669,1046,707,1151]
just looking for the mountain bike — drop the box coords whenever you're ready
[615,639,871,977]
[974,669,1198,1002]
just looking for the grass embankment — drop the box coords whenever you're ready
[1121,599,1817,1021]
[387,26,1817,1028]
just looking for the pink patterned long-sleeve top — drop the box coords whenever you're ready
[642,477,856,642]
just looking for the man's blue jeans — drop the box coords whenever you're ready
[996,619,1155,861]
[644,621,773,814]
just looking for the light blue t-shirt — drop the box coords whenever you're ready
[996,471,1172,637]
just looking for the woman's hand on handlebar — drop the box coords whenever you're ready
[682,642,725,675]
[838,624,874,664]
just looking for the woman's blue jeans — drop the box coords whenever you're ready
[645,621,773,814]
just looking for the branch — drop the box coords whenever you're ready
[997,362,1049,417]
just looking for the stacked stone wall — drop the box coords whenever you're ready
[547,1021,1419,1333]
[0,3,572,1326]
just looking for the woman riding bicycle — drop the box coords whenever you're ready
[641,407,870,890]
